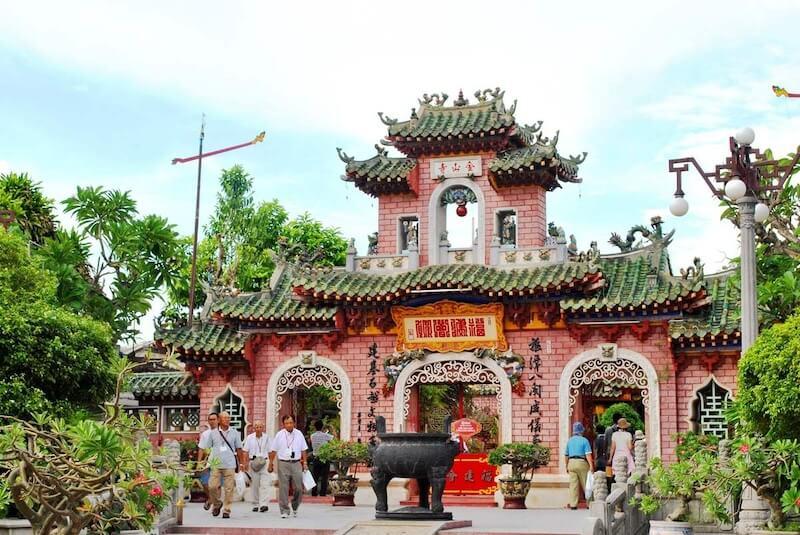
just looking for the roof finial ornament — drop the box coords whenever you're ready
[418,93,449,106]
[508,99,517,115]
[410,107,418,119]
[378,112,398,125]
[336,147,354,164]
[680,257,705,282]
[569,152,588,164]
[374,144,387,157]
[454,89,469,107]
[549,130,560,147]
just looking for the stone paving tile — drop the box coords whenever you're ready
[177,502,590,534]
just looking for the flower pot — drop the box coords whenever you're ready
[0,518,33,535]
[329,476,358,506]
[498,478,530,509]
[648,520,693,535]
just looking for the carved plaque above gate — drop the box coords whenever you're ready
[392,301,507,353]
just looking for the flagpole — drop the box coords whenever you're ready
[187,115,205,328]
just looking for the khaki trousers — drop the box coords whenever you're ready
[250,466,272,508]
[567,458,589,508]
[277,460,303,514]
[209,468,236,512]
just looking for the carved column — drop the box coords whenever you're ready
[590,470,608,520]
[612,456,628,491]
[438,234,451,266]
[408,243,419,269]
[346,238,356,272]
[634,431,647,473]
[738,196,758,351]
[490,235,501,265]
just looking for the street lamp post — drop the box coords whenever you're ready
[668,129,800,352]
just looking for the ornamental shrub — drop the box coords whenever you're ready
[487,442,550,480]
[737,313,800,440]
[598,402,644,432]
[315,439,370,478]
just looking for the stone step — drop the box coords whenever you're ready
[166,528,334,535]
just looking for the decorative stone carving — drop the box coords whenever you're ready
[592,471,608,502]
[504,250,517,263]
[402,360,500,418]
[568,357,649,415]
[612,456,628,488]
[392,256,403,268]
[599,343,616,360]
[162,439,181,465]
[403,220,419,249]
[274,365,343,414]
[634,433,647,473]
[299,350,317,368]
[359,258,371,270]
[501,214,516,246]
[367,232,379,255]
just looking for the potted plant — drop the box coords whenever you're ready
[315,439,370,506]
[633,432,718,534]
[487,442,550,509]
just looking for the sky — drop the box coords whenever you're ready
[1,1,799,344]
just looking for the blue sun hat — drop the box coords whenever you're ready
[572,422,585,435]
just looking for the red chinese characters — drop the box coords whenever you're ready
[467,317,486,337]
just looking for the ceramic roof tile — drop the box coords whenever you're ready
[291,262,602,302]
[156,323,247,355]
[561,247,703,313]
[669,271,740,340]
[127,371,198,401]
[337,147,417,197]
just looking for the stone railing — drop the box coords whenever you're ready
[447,247,474,264]
[584,432,649,535]
[346,243,419,273]
[490,236,569,268]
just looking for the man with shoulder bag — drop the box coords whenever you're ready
[207,411,244,519]
[243,421,271,513]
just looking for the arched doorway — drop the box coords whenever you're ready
[392,352,512,444]
[558,346,660,471]
[266,352,352,440]
[428,179,486,265]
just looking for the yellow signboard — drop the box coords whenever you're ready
[392,301,507,352]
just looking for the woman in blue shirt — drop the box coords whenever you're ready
[564,422,594,509]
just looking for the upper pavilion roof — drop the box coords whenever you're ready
[339,88,587,196]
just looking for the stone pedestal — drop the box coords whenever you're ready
[735,486,770,534]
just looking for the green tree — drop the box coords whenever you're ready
[598,402,644,432]
[0,172,57,246]
[166,167,346,314]
[55,186,186,342]
[736,313,800,441]
[0,230,117,418]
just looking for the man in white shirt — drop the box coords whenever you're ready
[243,420,271,513]
[196,412,218,511]
[268,415,308,518]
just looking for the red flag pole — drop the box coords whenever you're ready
[172,122,266,328]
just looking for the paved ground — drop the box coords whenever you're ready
[172,501,591,534]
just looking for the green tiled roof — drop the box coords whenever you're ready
[127,371,198,401]
[292,262,602,302]
[562,247,704,314]
[157,323,247,355]
[489,144,585,190]
[213,265,337,323]
[338,147,417,197]
[669,271,740,341]
[387,97,515,140]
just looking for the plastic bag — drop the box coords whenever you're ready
[235,471,247,497]
[584,471,593,501]
[302,469,316,491]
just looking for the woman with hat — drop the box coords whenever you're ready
[564,421,594,509]
[609,417,635,477]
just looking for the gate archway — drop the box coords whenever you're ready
[266,353,352,440]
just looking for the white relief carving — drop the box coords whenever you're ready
[568,357,650,415]
[402,360,500,418]
[274,365,343,415]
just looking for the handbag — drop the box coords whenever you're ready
[302,469,316,491]
[584,471,594,501]
[218,429,240,473]
[250,456,267,472]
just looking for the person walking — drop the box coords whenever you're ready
[243,421,271,513]
[205,411,244,519]
[309,420,333,497]
[564,422,594,510]
[609,417,635,477]
[269,415,309,518]
[196,412,218,511]
[603,411,622,467]
[593,424,607,474]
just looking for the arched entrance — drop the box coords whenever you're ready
[558,346,660,471]
[428,179,486,265]
[392,352,512,444]
[266,352,352,440]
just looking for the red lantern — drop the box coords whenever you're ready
[456,204,467,217]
